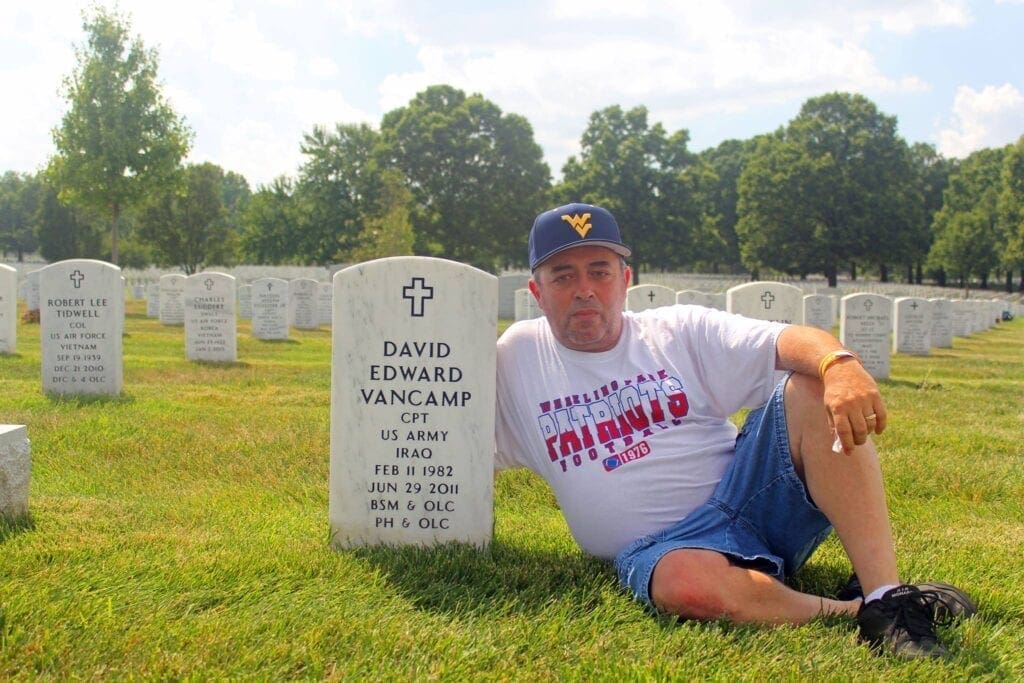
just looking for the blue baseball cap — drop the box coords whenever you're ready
[528,203,632,270]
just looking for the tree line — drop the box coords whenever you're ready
[2,6,1023,290]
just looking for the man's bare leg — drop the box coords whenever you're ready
[784,372,899,597]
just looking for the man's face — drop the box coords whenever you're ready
[529,245,631,352]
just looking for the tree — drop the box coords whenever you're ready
[240,177,302,264]
[135,163,237,274]
[927,146,1006,290]
[49,6,190,265]
[36,180,104,262]
[998,135,1024,291]
[737,93,918,287]
[556,105,715,282]
[0,172,41,260]
[908,143,954,283]
[700,139,756,273]
[294,123,380,265]
[378,85,550,271]
[343,170,415,263]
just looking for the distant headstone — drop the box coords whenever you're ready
[727,281,803,323]
[498,274,530,319]
[802,294,834,332]
[840,293,892,379]
[708,293,727,311]
[0,264,16,354]
[39,259,123,395]
[251,278,289,340]
[146,283,160,318]
[159,274,186,326]
[289,278,320,330]
[676,290,714,308]
[317,283,333,326]
[928,298,953,348]
[131,284,144,299]
[25,270,41,314]
[0,425,30,521]
[626,284,676,311]
[514,288,540,321]
[184,272,237,362]
[237,284,253,320]
[330,257,497,549]
[893,297,931,355]
[950,300,973,337]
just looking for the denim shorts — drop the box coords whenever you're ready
[613,375,833,608]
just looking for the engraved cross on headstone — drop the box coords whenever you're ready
[910,301,919,310]
[204,278,215,291]
[69,270,85,289]
[760,291,775,309]
[864,299,874,311]
[403,277,434,317]
[647,291,656,302]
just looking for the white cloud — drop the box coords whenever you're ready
[938,84,1024,158]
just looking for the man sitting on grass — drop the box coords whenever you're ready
[495,202,976,659]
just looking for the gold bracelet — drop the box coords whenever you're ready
[818,349,860,381]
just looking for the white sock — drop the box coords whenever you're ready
[864,584,900,603]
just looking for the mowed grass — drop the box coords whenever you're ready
[1,301,1023,680]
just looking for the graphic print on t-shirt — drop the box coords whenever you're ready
[536,368,689,473]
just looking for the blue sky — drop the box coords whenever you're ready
[2,0,1022,188]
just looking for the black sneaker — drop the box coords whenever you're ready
[857,585,954,659]
[838,574,978,621]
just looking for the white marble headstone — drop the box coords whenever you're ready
[317,283,333,326]
[514,288,540,321]
[676,290,714,308]
[840,293,892,379]
[928,299,953,348]
[251,278,289,340]
[39,259,123,395]
[498,274,530,319]
[950,300,974,337]
[146,283,160,318]
[237,284,253,320]
[893,297,931,355]
[802,294,834,332]
[184,272,237,362]
[727,282,803,324]
[25,270,40,313]
[289,278,319,330]
[330,256,497,549]
[0,425,30,520]
[0,264,16,354]
[159,274,186,326]
[626,284,676,311]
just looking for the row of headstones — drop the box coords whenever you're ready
[2,256,497,551]
[514,282,1020,380]
[4,260,1022,551]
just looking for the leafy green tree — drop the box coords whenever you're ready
[135,163,237,274]
[36,181,105,262]
[738,93,918,286]
[0,172,41,260]
[48,6,190,265]
[927,146,1007,290]
[998,135,1024,291]
[378,85,550,271]
[700,139,756,273]
[344,170,415,263]
[909,143,954,284]
[294,123,379,265]
[240,177,302,264]
[556,105,714,282]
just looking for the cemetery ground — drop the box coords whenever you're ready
[1,301,1023,680]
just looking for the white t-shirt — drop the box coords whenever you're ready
[495,305,787,559]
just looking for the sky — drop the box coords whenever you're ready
[2,0,1023,189]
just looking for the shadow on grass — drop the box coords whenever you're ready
[0,512,35,544]
[190,360,253,369]
[352,540,617,617]
[46,393,136,406]
[254,339,300,345]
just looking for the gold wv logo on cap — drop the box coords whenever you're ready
[560,212,592,238]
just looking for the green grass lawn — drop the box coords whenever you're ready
[2,303,1022,680]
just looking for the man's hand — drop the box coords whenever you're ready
[821,358,887,455]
